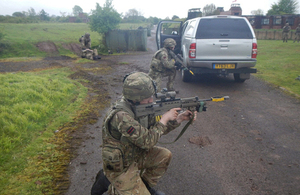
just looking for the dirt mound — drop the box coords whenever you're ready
[35,41,82,57]
[36,41,59,55]
[61,43,82,56]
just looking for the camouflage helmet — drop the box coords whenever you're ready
[85,33,90,38]
[123,72,156,102]
[163,38,176,48]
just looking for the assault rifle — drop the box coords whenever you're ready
[169,50,194,76]
[133,92,229,143]
[133,91,229,118]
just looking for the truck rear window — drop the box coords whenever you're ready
[195,18,253,39]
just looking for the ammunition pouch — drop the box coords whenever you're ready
[150,57,163,72]
[102,144,124,172]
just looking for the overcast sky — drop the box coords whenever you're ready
[1,0,300,18]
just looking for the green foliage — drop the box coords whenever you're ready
[147,16,160,25]
[72,5,83,16]
[267,0,299,15]
[39,9,50,21]
[256,40,300,96]
[172,15,179,20]
[203,3,218,16]
[0,15,39,23]
[122,8,146,23]
[89,0,122,34]
[12,12,26,17]
[118,23,150,30]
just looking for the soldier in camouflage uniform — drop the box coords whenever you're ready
[91,72,196,195]
[294,24,300,43]
[282,23,291,43]
[79,33,99,60]
[148,38,177,92]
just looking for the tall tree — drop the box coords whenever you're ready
[12,12,25,17]
[123,9,144,23]
[172,15,179,20]
[267,0,299,15]
[39,9,50,21]
[251,9,264,15]
[203,4,218,16]
[89,0,121,34]
[73,5,83,16]
[28,7,36,17]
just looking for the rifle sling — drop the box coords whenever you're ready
[158,114,194,144]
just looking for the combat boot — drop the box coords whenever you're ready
[142,178,166,195]
[91,169,111,195]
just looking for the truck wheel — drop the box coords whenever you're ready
[234,73,246,83]
[182,69,193,82]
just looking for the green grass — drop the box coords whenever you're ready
[256,40,300,97]
[0,67,87,194]
[0,23,102,58]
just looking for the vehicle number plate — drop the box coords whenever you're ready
[213,64,235,69]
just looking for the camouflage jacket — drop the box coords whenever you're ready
[102,97,180,168]
[296,27,300,34]
[79,36,91,49]
[282,25,291,33]
[150,48,175,72]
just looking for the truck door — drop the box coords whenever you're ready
[156,20,182,54]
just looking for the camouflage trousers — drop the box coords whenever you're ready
[148,67,176,92]
[282,32,289,42]
[294,33,300,43]
[81,49,98,60]
[104,146,172,195]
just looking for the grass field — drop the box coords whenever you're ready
[0,23,299,194]
[0,22,150,58]
[256,40,300,97]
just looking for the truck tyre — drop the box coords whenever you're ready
[182,69,193,82]
[234,73,246,83]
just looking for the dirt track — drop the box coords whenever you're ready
[1,28,300,195]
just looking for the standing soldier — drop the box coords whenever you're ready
[294,23,300,43]
[79,33,100,60]
[148,38,178,93]
[282,22,291,43]
[91,72,197,195]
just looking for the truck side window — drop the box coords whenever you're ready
[186,20,196,36]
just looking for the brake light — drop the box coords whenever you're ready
[189,43,196,58]
[252,43,257,58]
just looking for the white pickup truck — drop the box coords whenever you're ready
[156,15,257,83]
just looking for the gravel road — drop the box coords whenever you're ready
[64,27,300,195]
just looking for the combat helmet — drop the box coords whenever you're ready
[123,72,156,102]
[163,38,176,48]
[85,33,90,38]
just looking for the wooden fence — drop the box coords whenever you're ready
[105,29,148,52]
[254,30,297,40]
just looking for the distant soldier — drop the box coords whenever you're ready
[282,22,291,43]
[79,33,100,60]
[148,38,177,93]
[294,24,300,43]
